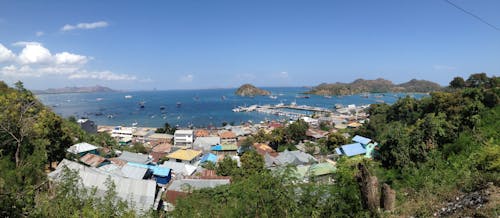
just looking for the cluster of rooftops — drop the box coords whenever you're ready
[53,123,379,212]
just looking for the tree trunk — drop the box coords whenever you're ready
[15,142,20,167]
[357,163,380,213]
[382,183,396,211]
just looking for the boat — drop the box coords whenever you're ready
[132,122,138,126]
[221,96,226,100]
[296,95,310,99]
[269,95,278,99]
[324,95,332,99]
[160,105,166,110]
[376,100,385,103]
[138,101,145,108]
[96,98,103,101]
[124,95,133,99]
[176,102,182,107]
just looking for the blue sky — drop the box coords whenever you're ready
[0,0,499,90]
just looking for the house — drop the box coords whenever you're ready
[118,151,152,164]
[174,130,194,147]
[352,135,372,145]
[79,153,108,167]
[147,133,173,146]
[200,153,218,164]
[194,129,209,137]
[150,143,172,163]
[98,163,149,180]
[77,118,97,134]
[67,142,98,156]
[111,126,134,142]
[305,128,329,140]
[252,143,278,157]
[167,149,201,164]
[335,143,366,157]
[272,150,318,166]
[301,117,319,126]
[49,160,157,212]
[126,162,172,186]
[335,135,377,157]
[193,136,220,152]
[165,179,230,205]
[160,161,197,177]
[218,131,237,143]
[210,143,238,156]
[308,162,336,183]
[133,129,153,143]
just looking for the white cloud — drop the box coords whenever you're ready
[0,43,15,62]
[68,71,136,81]
[61,21,108,31]
[18,42,53,64]
[0,41,138,82]
[54,52,88,65]
[36,31,44,37]
[179,74,194,82]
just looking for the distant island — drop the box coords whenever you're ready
[35,85,116,94]
[306,78,441,95]
[235,84,271,96]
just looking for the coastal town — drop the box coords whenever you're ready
[49,100,379,213]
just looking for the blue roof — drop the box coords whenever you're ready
[352,135,372,145]
[211,144,222,151]
[200,153,217,163]
[338,143,366,157]
[151,166,170,177]
[126,162,171,177]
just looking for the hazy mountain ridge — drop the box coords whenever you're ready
[35,85,116,94]
[307,78,442,95]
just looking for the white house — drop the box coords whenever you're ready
[174,129,194,147]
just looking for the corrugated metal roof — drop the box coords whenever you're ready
[160,161,197,176]
[352,135,372,145]
[67,142,98,154]
[79,153,106,167]
[338,143,366,157]
[273,150,318,166]
[118,151,152,164]
[167,149,201,161]
[309,162,336,177]
[126,162,171,177]
[121,164,149,179]
[152,143,172,153]
[49,160,156,212]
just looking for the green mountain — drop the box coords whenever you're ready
[306,78,442,95]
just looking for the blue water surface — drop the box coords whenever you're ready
[36,87,427,128]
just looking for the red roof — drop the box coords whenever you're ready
[79,153,106,167]
[194,129,209,137]
[253,143,278,157]
[152,143,172,153]
[219,131,236,139]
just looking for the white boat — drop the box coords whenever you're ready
[269,95,278,99]
[124,95,133,99]
[96,98,103,101]
[132,122,138,126]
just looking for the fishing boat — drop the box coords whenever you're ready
[296,95,310,99]
[176,102,182,107]
[96,98,103,101]
[160,105,166,110]
[124,95,133,99]
[269,95,278,99]
[138,101,145,108]
[132,122,138,126]
[324,95,332,99]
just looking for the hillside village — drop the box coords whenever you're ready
[52,113,379,212]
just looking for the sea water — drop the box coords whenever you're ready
[36,87,426,128]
